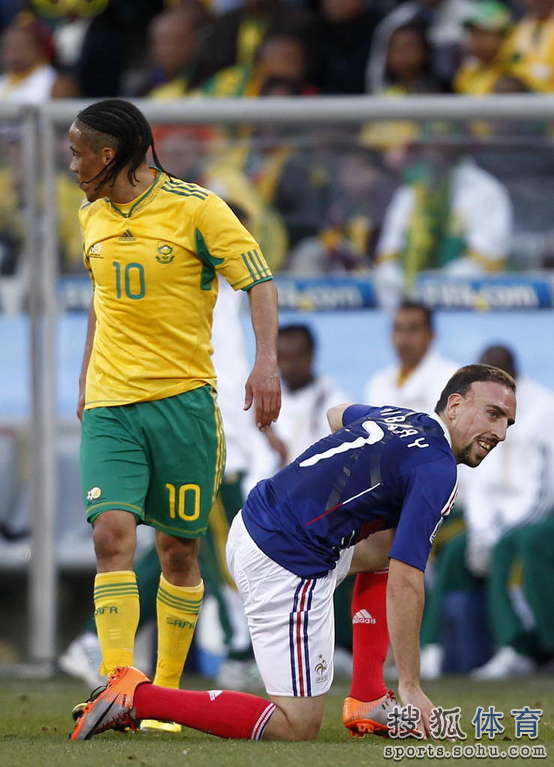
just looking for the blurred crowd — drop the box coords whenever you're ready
[3,0,554,100]
[1,0,554,303]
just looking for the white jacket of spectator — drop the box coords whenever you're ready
[272,375,348,466]
[364,348,458,415]
[366,0,473,92]
[463,376,554,573]
[0,64,57,102]
[374,159,513,308]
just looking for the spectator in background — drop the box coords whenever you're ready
[125,4,208,98]
[44,0,127,98]
[374,136,513,307]
[189,0,313,90]
[421,345,554,679]
[0,12,78,101]
[359,21,447,155]
[502,0,554,92]
[287,145,397,275]
[367,0,473,93]
[381,21,449,93]
[363,300,458,415]
[266,323,347,469]
[312,0,381,94]
[454,0,513,94]
[198,28,313,97]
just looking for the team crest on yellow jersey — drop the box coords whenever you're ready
[156,243,175,264]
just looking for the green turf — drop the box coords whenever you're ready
[0,675,552,767]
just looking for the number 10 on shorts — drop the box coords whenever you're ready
[165,482,201,521]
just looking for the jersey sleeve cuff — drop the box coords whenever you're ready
[239,276,274,291]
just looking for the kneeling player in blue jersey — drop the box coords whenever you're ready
[71,364,516,742]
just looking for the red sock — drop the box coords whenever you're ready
[133,683,276,740]
[350,570,389,702]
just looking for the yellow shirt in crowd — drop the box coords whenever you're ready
[502,15,554,92]
[80,169,272,409]
[454,59,507,94]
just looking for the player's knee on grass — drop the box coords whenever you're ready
[93,509,137,567]
[266,695,326,741]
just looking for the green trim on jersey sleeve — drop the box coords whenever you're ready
[242,276,273,291]
[195,228,224,291]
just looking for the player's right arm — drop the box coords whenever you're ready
[77,301,96,420]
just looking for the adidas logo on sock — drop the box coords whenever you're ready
[209,690,223,701]
[352,609,376,624]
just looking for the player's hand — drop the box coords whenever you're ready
[244,359,281,430]
[398,682,435,739]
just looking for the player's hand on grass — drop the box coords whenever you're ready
[398,682,436,739]
[244,360,281,430]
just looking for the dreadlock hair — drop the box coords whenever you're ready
[75,99,169,191]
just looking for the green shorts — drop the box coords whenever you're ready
[80,386,225,538]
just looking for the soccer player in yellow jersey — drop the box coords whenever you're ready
[68,99,280,733]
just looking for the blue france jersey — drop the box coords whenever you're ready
[242,405,458,578]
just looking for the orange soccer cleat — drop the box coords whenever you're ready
[70,666,149,741]
[342,690,399,737]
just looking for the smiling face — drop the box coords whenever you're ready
[68,122,115,202]
[446,381,516,467]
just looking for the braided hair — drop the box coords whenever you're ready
[75,99,168,190]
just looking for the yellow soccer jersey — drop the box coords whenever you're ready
[80,170,272,409]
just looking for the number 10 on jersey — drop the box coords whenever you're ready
[113,261,146,299]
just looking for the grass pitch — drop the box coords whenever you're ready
[0,674,552,767]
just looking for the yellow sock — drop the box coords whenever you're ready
[153,575,204,688]
[94,570,139,676]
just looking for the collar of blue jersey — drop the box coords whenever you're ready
[428,411,452,447]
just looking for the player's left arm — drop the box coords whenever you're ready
[327,403,374,432]
[327,403,352,432]
[195,195,280,430]
[388,558,435,737]
[387,456,457,734]
[244,280,281,430]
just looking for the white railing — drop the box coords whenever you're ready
[4,94,554,674]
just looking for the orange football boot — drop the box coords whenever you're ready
[342,690,399,737]
[70,666,149,741]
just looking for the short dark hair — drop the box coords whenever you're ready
[396,300,434,331]
[75,98,167,190]
[278,323,316,353]
[435,364,516,414]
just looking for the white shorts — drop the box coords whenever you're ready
[226,510,353,697]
